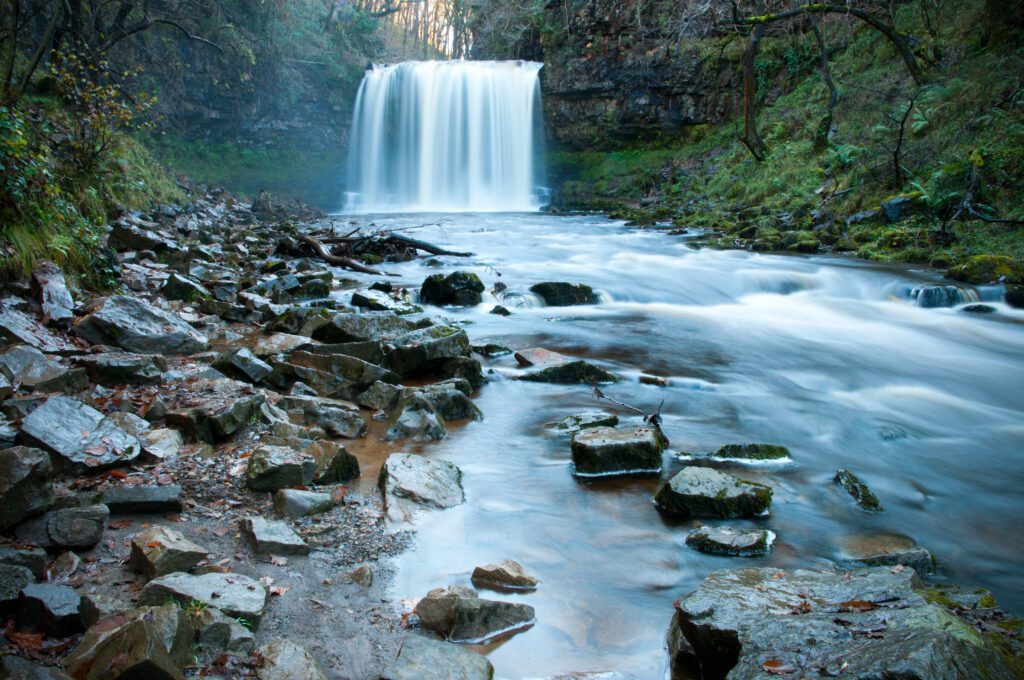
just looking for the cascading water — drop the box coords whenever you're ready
[343,60,546,213]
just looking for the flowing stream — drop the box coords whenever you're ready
[336,212,1024,679]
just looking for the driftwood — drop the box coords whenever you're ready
[318,233,473,257]
[298,234,389,275]
[592,385,669,447]
[301,225,474,274]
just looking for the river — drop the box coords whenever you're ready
[335,211,1024,679]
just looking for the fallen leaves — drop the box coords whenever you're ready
[838,600,879,613]
[269,586,289,597]
[762,659,797,675]
[108,519,133,530]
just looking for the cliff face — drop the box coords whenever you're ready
[475,0,738,150]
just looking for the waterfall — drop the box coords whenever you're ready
[343,60,546,213]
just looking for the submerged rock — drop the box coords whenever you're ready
[655,467,772,519]
[668,567,1017,679]
[685,526,775,557]
[571,426,662,477]
[530,282,598,306]
[379,453,464,521]
[834,468,883,512]
[471,560,539,592]
[73,296,209,355]
[382,634,494,680]
[421,272,485,307]
[519,360,619,385]
[712,443,790,461]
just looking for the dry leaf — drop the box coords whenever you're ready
[838,600,879,612]
[108,519,133,530]
[269,586,289,597]
[762,659,797,675]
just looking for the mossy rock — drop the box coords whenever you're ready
[420,272,485,307]
[655,467,772,519]
[713,443,790,460]
[685,526,774,557]
[518,360,619,385]
[834,469,882,512]
[947,255,1024,285]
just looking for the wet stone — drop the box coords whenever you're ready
[655,467,772,519]
[72,351,167,385]
[100,484,182,513]
[571,426,662,477]
[256,639,329,680]
[449,597,537,643]
[416,387,482,422]
[139,572,268,627]
[78,592,131,628]
[556,412,619,433]
[381,634,494,680]
[0,563,35,604]
[73,295,209,355]
[357,380,403,410]
[384,326,471,377]
[276,394,368,439]
[246,445,317,491]
[685,526,775,557]
[241,516,311,555]
[273,489,335,519]
[0,544,48,579]
[287,350,399,388]
[20,396,140,473]
[193,606,256,654]
[0,297,76,353]
[162,272,210,301]
[213,347,273,383]
[414,585,479,634]
[519,360,619,385]
[16,504,109,550]
[712,443,790,461]
[0,346,87,394]
[530,282,598,306]
[0,654,73,679]
[420,272,485,307]
[347,565,374,587]
[66,617,184,680]
[129,525,208,578]
[853,545,935,574]
[0,445,54,530]
[352,289,422,315]
[834,468,883,512]
[307,440,360,484]
[18,583,83,636]
[471,560,539,592]
[379,453,464,521]
[141,428,183,461]
[385,395,447,442]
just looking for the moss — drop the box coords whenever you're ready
[714,443,791,460]
[834,469,883,512]
[946,255,1024,284]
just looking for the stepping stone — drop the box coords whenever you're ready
[655,467,772,519]
[139,572,268,627]
[382,634,493,680]
[241,516,310,556]
[685,526,775,557]
[129,526,208,577]
[471,560,539,592]
[571,426,662,477]
[100,485,182,513]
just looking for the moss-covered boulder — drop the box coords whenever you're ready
[685,526,775,557]
[518,360,619,384]
[570,426,663,477]
[712,443,790,461]
[834,469,883,512]
[529,282,598,306]
[947,255,1024,285]
[420,272,485,307]
[655,467,772,519]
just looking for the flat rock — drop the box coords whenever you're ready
[101,485,182,513]
[72,351,166,385]
[834,468,883,511]
[448,598,536,644]
[655,467,772,519]
[712,443,790,461]
[519,360,619,384]
[256,639,329,680]
[74,296,208,355]
[273,489,335,519]
[0,655,73,679]
[0,346,86,393]
[379,453,464,521]
[0,445,54,530]
[685,526,775,557]
[140,571,268,627]
[129,525,208,577]
[214,347,273,383]
[471,560,539,592]
[247,445,317,491]
[20,396,140,473]
[383,326,471,377]
[571,426,662,477]
[16,504,109,550]
[0,298,75,353]
[241,516,310,555]
[382,634,494,680]
[530,282,598,306]
[668,567,1017,679]
[18,583,83,636]
[556,412,619,433]
[276,394,367,439]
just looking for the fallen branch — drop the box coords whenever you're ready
[592,385,669,447]
[318,233,473,257]
[298,234,392,276]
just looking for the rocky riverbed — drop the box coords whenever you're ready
[0,195,1022,679]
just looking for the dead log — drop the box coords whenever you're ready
[388,234,472,257]
[298,234,392,276]
[318,233,473,257]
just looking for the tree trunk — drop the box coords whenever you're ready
[811,18,838,152]
[740,14,767,162]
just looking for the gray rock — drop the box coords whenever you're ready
[352,289,422,315]
[46,550,81,581]
[16,504,109,550]
[309,311,425,343]
[384,326,471,377]
[68,604,192,672]
[668,567,1017,679]
[356,380,403,410]
[101,485,182,513]
[214,347,273,383]
[164,379,265,442]
[20,396,140,473]
[448,597,536,643]
[129,525,208,577]
[0,544,47,579]
[416,387,482,422]
[72,352,166,385]
[0,655,73,679]
[379,453,464,521]
[18,583,83,636]
[193,606,256,654]
[385,395,448,442]
[0,563,35,604]
[712,443,790,461]
[66,616,184,680]
[382,634,494,680]
[420,272,485,307]
[73,296,209,355]
[141,428,183,461]
[77,592,131,628]
[834,468,883,512]
[241,516,310,555]
[162,272,210,301]
[413,585,479,635]
[246,445,316,491]
[199,298,262,323]
[0,412,17,445]
[273,489,335,519]
[882,196,915,223]
[529,281,598,306]
[519,360,619,384]
[685,526,775,557]
[287,350,399,388]
[103,411,151,437]
[854,546,935,575]
[0,346,87,394]
[556,412,619,433]
[0,297,76,353]
[306,440,360,484]
[571,426,662,477]
[655,467,772,519]
[471,560,539,592]
[256,639,328,680]
[139,571,268,627]
[0,446,54,530]
[276,394,367,439]
[109,219,183,255]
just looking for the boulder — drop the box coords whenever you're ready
[414,585,479,633]
[273,489,335,519]
[655,468,772,519]
[100,484,182,513]
[256,639,328,680]
[276,394,367,439]
[193,606,256,654]
[529,282,598,306]
[68,604,192,672]
[0,563,35,605]
[246,445,317,491]
[16,504,109,550]
[0,446,54,530]
[310,312,425,344]
[1006,285,1024,309]
[448,597,536,644]
[384,326,471,377]
[416,387,482,422]
[382,634,494,680]
[78,593,131,628]
[141,428,183,462]
[420,272,485,307]
[139,572,267,627]
[0,544,47,579]
[379,453,464,521]
[436,356,486,389]
[0,655,73,679]
[241,516,310,555]
[213,347,273,383]
[129,525,209,577]
[18,583,83,636]
[288,350,399,387]
[519,360,619,384]
[65,617,184,680]
[72,352,166,385]
[471,561,539,592]
[352,289,422,315]
[0,298,76,353]
[306,440,360,484]
[356,380,404,410]
[0,346,87,394]
[162,273,210,301]
[556,412,619,433]
[685,526,775,557]
[20,396,140,473]
[385,395,448,442]
[164,379,265,442]
[571,426,662,477]
[74,296,208,355]
[712,443,790,461]
[834,469,883,512]
[668,567,1017,679]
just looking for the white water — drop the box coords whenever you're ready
[343,61,546,213]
